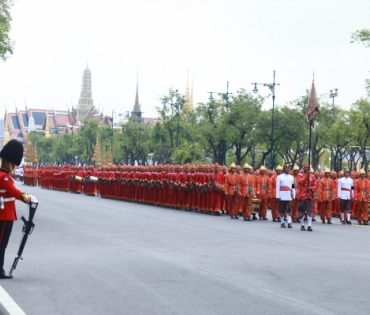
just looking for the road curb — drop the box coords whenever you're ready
[0,285,25,315]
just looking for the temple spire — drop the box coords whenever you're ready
[131,67,142,124]
[77,65,94,121]
[45,105,51,138]
[191,79,194,109]
[183,70,193,112]
[2,108,10,146]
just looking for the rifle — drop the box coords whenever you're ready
[9,202,38,276]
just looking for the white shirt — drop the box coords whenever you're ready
[338,177,354,200]
[276,173,295,200]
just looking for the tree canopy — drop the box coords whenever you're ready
[0,0,14,60]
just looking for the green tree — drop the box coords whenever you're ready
[274,106,309,168]
[196,99,228,165]
[74,120,99,164]
[0,0,14,60]
[117,121,152,165]
[152,88,189,164]
[348,98,370,171]
[351,29,370,47]
[226,89,263,165]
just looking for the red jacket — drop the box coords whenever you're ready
[297,173,318,200]
[0,170,26,221]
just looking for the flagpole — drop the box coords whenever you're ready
[308,121,312,191]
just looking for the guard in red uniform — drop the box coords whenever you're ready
[297,163,318,231]
[0,140,37,279]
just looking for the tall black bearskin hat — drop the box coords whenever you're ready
[0,140,24,166]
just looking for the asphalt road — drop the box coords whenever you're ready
[0,183,369,315]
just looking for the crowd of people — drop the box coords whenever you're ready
[21,162,370,231]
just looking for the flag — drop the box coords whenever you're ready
[306,80,319,126]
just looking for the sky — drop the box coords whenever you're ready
[0,0,369,118]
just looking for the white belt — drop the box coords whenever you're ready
[0,189,7,193]
[4,198,15,202]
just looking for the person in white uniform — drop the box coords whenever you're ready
[337,169,354,224]
[276,163,296,228]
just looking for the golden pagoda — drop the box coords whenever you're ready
[91,136,102,167]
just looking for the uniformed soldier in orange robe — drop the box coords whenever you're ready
[256,166,269,220]
[318,168,334,224]
[238,163,255,221]
[291,165,300,223]
[269,166,282,222]
[354,169,370,225]
[224,163,240,219]
[211,164,224,215]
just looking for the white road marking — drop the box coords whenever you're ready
[0,285,26,315]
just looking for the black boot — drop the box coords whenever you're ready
[0,269,12,279]
[327,219,332,224]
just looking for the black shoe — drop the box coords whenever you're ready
[281,223,286,228]
[312,218,316,222]
[252,215,257,220]
[246,217,252,221]
[346,220,352,224]
[273,218,277,222]
[259,217,263,220]
[358,222,363,225]
[230,216,234,219]
[322,220,326,224]
[364,221,369,225]
[327,220,332,224]
[234,216,239,219]
[307,226,313,232]
[341,220,346,224]
[0,269,12,279]
[288,223,292,228]
[263,217,268,221]
[301,225,306,231]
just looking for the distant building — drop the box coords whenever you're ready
[2,64,159,143]
[0,118,4,148]
[3,65,111,143]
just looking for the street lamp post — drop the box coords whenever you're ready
[172,102,181,148]
[329,88,338,170]
[252,70,280,170]
[208,82,232,165]
[111,110,114,159]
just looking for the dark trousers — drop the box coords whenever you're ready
[0,221,14,270]
[298,199,314,217]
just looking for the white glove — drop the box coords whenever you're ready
[29,195,38,203]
